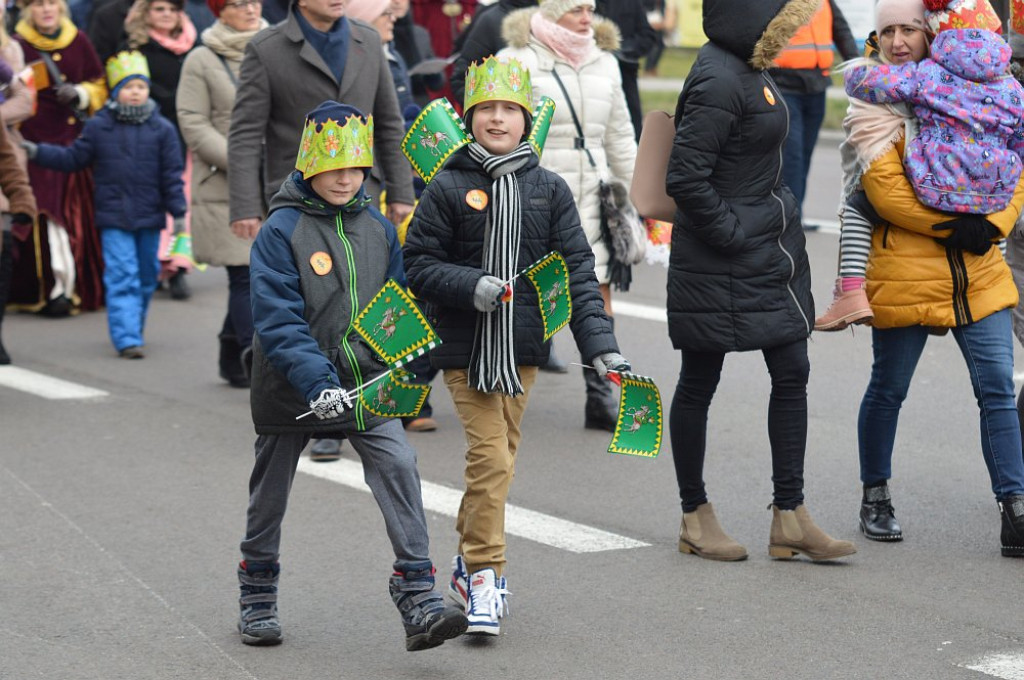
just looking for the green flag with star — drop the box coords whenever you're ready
[523,251,571,341]
[353,280,440,367]
[360,368,431,418]
[608,374,663,458]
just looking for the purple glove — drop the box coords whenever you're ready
[0,59,13,87]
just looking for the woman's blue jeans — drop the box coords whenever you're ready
[858,309,1024,500]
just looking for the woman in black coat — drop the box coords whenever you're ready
[666,0,855,563]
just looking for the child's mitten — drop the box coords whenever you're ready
[473,275,505,312]
[592,352,631,377]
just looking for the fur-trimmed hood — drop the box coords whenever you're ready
[501,6,621,53]
[703,0,819,70]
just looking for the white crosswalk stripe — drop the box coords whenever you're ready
[297,457,650,553]
[962,652,1024,679]
[0,366,109,400]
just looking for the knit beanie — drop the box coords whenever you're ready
[923,0,1002,34]
[875,0,927,34]
[538,0,594,21]
[345,0,389,22]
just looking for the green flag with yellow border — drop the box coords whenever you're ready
[353,280,440,367]
[608,373,663,458]
[523,251,571,341]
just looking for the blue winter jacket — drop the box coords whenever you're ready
[33,104,186,230]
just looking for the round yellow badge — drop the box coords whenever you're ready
[310,251,332,276]
[764,86,776,106]
[466,189,489,211]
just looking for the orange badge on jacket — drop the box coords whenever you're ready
[763,87,776,106]
[310,251,332,275]
[466,189,488,211]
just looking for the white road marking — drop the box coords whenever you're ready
[962,652,1024,679]
[0,366,108,400]
[297,457,651,553]
[614,300,667,323]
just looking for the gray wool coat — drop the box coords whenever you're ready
[227,13,415,223]
[177,41,249,266]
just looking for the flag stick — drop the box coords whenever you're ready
[295,369,394,420]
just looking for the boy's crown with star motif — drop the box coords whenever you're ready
[295,101,374,180]
[463,55,533,113]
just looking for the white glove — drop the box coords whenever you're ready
[473,275,505,312]
[172,217,186,234]
[592,352,631,377]
[309,388,354,420]
[20,140,37,159]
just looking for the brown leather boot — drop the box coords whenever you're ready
[768,505,857,561]
[679,502,748,561]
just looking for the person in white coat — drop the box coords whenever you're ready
[498,0,637,431]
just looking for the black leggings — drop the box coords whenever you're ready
[670,339,809,512]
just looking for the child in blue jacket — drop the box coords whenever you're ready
[24,51,185,358]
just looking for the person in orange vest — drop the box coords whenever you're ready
[768,0,858,231]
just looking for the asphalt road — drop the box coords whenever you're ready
[2,138,1023,680]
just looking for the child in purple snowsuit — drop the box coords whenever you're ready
[846,28,1024,214]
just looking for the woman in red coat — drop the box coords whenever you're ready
[13,0,107,314]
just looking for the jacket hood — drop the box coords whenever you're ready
[930,29,1011,83]
[703,0,819,69]
[502,7,621,53]
[269,171,371,218]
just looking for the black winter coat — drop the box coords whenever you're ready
[665,0,816,353]
[403,149,618,369]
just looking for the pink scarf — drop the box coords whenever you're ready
[530,10,594,70]
[148,14,197,55]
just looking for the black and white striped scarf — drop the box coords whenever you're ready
[467,140,533,395]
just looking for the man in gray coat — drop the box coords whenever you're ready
[228,0,414,238]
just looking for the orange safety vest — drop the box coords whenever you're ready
[772,0,835,75]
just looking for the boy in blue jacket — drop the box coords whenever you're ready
[237,101,467,650]
[23,51,185,359]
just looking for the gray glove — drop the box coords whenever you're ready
[55,82,80,108]
[309,388,354,420]
[592,352,631,377]
[20,140,37,159]
[473,275,505,312]
[172,217,186,234]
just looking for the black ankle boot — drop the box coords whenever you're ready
[859,483,902,541]
[999,496,1024,557]
[583,367,617,431]
[218,334,250,388]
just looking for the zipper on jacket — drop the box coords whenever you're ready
[946,247,972,326]
[335,212,367,430]
[764,73,812,335]
[882,223,891,249]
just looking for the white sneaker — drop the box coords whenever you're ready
[466,568,508,636]
[445,555,469,611]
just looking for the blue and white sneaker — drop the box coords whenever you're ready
[465,568,509,636]
[445,555,469,611]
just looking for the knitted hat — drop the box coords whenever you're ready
[924,0,1002,34]
[106,50,151,97]
[875,0,927,33]
[295,101,374,180]
[345,0,389,22]
[538,0,594,21]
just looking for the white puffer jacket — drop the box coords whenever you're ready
[498,8,637,283]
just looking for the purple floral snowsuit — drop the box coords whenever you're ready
[846,28,1024,214]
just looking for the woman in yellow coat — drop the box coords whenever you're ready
[850,0,1024,557]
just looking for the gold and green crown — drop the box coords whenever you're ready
[295,114,375,179]
[464,55,532,113]
[527,96,555,159]
[106,50,150,89]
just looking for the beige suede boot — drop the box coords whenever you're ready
[768,505,857,561]
[679,503,748,561]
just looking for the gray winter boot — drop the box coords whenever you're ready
[389,565,468,651]
[237,561,282,646]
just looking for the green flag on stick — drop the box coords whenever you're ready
[608,373,663,458]
[401,98,471,183]
[523,251,571,341]
[353,280,440,367]
[360,368,430,418]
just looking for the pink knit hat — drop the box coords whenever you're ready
[875,0,928,34]
[346,0,389,22]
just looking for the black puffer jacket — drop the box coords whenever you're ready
[665,0,818,353]
[403,148,617,368]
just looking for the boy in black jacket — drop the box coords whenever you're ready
[403,57,629,636]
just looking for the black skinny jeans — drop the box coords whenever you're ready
[670,339,809,512]
[221,265,253,348]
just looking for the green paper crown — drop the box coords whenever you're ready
[402,98,471,183]
[527,96,555,158]
[295,114,374,179]
[106,50,149,89]
[464,55,532,113]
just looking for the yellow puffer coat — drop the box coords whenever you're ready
[862,139,1022,328]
